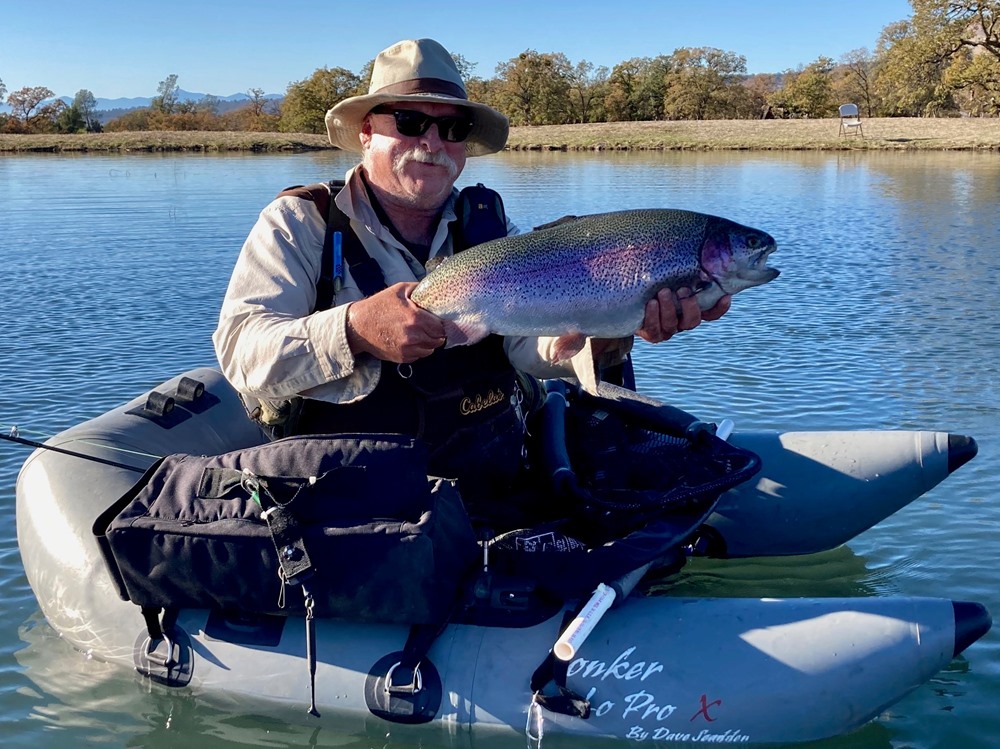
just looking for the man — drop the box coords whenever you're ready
[213,38,729,513]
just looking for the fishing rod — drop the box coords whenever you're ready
[1,427,149,473]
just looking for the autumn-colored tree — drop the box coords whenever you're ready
[279,67,361,134]
[465,75,506,116]
[833,49,879,116]
[5,86,67,132]
[741,74,780,118]
[7,86,55,120]
[105,109,151,131]
[225,88,279,131]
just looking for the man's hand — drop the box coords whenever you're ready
[588,288,731,361]
[345,282,447,363]
[636,287,731,344]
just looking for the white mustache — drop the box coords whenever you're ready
[394,148,459,179]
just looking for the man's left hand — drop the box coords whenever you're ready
[636,287,730,344]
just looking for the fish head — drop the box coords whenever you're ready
[700,218,780,296]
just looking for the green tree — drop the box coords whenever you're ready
[279,66,361,134]
[565,60,609,123]
[773,57,837,117]
[633,56,674,120]
[942,45,1000,114]
[152,74,180,114]
[911,0,1000,61]
[0,79,8,133]
[56,103,86,133]
[604,58,644,120]
[450,52,477,83]
[873,19,953,114]
[197,95,220,116]
[603,56,676,121]
[495,50,573,126]
[72,89,100,132]
[904,0,1000,114]
[663,47,747,120]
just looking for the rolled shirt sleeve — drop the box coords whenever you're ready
[213,192,377,403]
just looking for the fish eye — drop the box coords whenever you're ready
[745,234,762,249]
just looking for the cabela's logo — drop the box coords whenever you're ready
[460,388,506,416]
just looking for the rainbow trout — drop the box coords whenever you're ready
[412,208,779,366]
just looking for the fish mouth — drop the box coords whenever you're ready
[748,244,780,279]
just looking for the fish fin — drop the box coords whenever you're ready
[552,333,588,363]
[566,338,602,396]
[442,319,489,348]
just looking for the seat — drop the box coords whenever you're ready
[838,104,864,137]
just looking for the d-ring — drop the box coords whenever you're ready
[397,363,414,380]
[142,632,177,668]
[384,661,423,695]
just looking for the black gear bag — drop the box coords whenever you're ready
[94,434,480,624]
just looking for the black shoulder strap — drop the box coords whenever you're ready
[276,180,386,308]
[280,180,509,308]
[316,181,386,306]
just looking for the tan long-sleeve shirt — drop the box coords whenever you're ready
[213,165,629,404]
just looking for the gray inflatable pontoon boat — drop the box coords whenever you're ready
[15,368,989,746]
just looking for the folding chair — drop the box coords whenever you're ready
[838,104,864,137]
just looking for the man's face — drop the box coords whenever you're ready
[360,101,469,211]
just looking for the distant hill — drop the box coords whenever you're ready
[1,88,284,122]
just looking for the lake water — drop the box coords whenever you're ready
[1,149,999,748]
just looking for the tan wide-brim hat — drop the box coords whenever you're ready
[325,38,509,157]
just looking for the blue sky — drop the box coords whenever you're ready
[2,0,914,100]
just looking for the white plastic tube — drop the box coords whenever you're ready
[553,583,617,661]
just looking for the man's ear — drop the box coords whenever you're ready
[359,115,373,148]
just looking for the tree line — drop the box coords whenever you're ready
[3,0,998,136]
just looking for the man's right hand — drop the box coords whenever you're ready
[345,282,448,363]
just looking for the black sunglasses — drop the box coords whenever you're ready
[371,106,475,143]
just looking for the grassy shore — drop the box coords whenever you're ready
[1,117,998,153]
